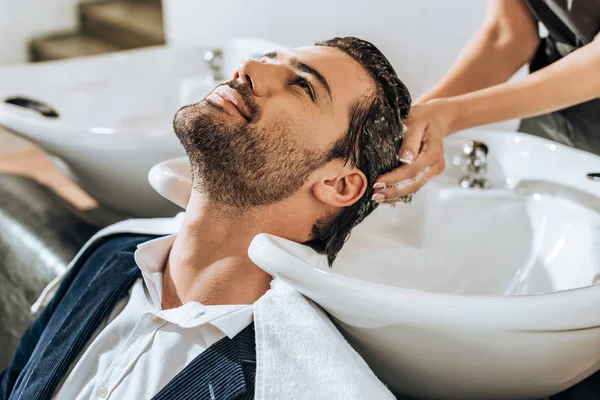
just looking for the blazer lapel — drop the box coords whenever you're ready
[17,251,141,400]
[153,323,256,400]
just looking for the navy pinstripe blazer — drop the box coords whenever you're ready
[0,234,256,400]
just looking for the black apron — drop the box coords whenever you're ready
[520,0,600,155]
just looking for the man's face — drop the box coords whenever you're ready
[173,45,373,209]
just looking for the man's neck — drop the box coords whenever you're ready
[162,191,291,309]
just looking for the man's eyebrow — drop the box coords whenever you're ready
[290,58,332,102]
[260,51,332,102]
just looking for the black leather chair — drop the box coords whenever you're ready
[0,174,99,368]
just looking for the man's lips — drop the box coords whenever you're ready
[211,86,250,121]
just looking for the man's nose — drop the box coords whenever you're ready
[233,59,285,97]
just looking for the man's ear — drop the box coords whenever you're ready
[312,165,368,208]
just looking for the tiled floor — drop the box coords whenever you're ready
[0,127,97,210]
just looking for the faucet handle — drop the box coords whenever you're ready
[204,49,223,81]
[462,140,488,174]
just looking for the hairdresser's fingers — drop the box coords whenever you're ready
[375,125,444,194]
[379,195,412,206]
[380,159,445,204]
[405,158,445,195]
[374,137,445,200]
[397,121,425,165]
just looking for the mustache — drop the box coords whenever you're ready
[223,80,260,122]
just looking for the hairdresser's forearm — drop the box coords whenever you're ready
[418,25,534,103]
[446,36,600,134]
[418,0,539,104]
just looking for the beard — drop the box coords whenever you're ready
[173,81,330,210]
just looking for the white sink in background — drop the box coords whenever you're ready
[0,39,284,217]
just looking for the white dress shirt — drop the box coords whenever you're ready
[53,234,254,400]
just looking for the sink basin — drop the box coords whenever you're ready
[0,38,283,217]
[335,169,600,297]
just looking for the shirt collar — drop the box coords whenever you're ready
[134,234,176,309]
[210,306,254,338]
[133,234,254,338]
[176,303,254,339]
[134,234,176,274]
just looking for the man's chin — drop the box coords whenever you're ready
[173,99,248,156]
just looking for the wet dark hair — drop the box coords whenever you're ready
[303,37,411,265]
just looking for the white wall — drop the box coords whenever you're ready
[163,0,489,99]
[0,0,80,65]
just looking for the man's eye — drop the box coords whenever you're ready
[294,78,314,100]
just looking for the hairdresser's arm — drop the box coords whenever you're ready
[376,33,600,200]
[435,33,600,133]
[373,0,539,201]
[418,0,540,103]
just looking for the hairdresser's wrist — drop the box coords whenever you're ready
[419,98,462,137]
[435,96,476,136]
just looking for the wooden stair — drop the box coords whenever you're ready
[29,0,164,62]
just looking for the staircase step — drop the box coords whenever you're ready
[30,33,123,62]
[81,1,165,49]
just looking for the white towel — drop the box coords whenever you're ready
[254,279,395,399]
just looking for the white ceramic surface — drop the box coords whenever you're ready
[0,39,283,217]
[150,130,600,399]
[148,156,192,209]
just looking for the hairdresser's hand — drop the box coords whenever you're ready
[373,99,457,203]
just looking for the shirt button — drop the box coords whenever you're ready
[97,386,108,398]
[151,315,163,324]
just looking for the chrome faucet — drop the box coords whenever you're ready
[459,140,490,189]
[204,49,223,81]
